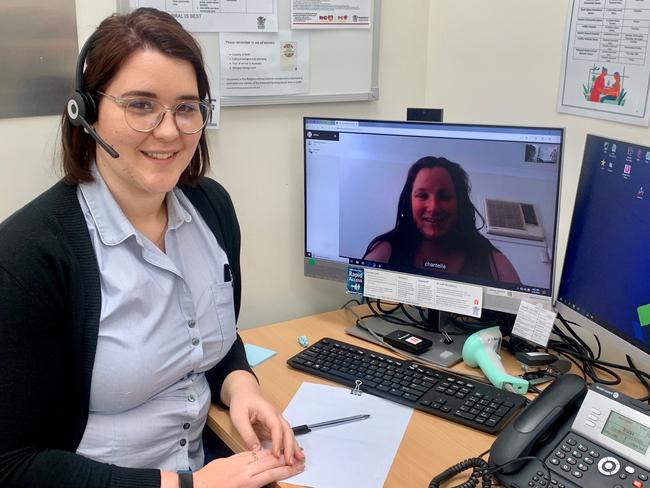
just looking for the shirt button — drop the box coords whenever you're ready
[183,422,191,430]
[191,337,200,346]
[187,320,196,328]
[180,439,187,447]
[187,394,195,402]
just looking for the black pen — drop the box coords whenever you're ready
[291,414,371,436]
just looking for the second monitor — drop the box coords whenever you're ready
[304,118,564,317]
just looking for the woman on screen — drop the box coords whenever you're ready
[363,156,521,284]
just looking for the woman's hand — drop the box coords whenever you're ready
[192,449,305,488]
[220,371,306,466]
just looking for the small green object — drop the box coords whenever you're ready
[637,303,650,326]
[308,258,315,266]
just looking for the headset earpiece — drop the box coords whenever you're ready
[67,91,96,127]
[66,32,119,159]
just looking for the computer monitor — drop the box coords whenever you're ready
[556,134,650,364]
[304,117,564,317]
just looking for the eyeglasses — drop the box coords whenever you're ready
[96,91,212,135]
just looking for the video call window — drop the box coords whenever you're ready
[305,119,563,297]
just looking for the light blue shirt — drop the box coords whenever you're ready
[75,166,237,471]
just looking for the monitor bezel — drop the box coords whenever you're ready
[554,133,650,362]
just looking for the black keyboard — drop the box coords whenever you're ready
[287,337,526,434]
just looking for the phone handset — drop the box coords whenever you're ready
[489,373,587,474]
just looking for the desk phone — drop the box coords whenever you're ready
[491,374,650,488]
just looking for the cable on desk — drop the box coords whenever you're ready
[340,298,362,309]
[377,300,401,314]
[626,354,650,404]
[545,313,650,400]
[365,298,469,336]
[448,311,516,334]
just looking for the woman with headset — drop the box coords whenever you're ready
[0,8,304,488]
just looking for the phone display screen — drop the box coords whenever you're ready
[601,411,650,455]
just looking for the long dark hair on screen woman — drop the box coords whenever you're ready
[363,156,521,283]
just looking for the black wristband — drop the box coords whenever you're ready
[178,472,193,488]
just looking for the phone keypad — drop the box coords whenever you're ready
[531,433,650,488]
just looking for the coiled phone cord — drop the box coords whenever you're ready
[428,457,492,488]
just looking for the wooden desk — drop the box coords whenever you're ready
[207,306,645,487]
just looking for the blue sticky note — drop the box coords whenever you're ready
[244,343,277,367]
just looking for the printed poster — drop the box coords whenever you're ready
[220,31,309,96]
[291,0,371,29]
[129,0,278,32]
[558,0,650,126]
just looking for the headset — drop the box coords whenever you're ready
[66,32,119,159]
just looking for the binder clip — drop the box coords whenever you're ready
[351,379,362,396]
[440,330,454,345]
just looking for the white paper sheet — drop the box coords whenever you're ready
[219,31,309,97]
[291,0,371,29]
[512,300,557,348]
[281,382,412,488]
[364,267,484,318]
[130,0,278,32]
[557,0,650,126]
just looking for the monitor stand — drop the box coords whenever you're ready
[344,309,466,368]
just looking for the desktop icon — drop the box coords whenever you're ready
[612,144,617,152]
[604,141,609,151]
[608,162,614,169]
[637,149,643,160]
[624,164,632,175]
[600,159,606,168]
[638,187,645,199]
[628,147,634,158]
[646,151,650,161]
[638,303,650,327]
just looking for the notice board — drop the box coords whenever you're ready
[117,0,380,106]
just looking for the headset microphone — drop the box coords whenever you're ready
[66,33,119,159]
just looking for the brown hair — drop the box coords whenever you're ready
[60,7,211,185]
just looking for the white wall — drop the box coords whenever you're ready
[0,0,431,328]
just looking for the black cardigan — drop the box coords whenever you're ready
[0,178,252,488]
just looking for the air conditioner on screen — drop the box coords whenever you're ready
[484,199,545,241]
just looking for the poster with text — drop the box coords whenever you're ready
[557,0,650,126]
[220,32,309,96]
[291,0,370,29]
[130,0,278,32]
